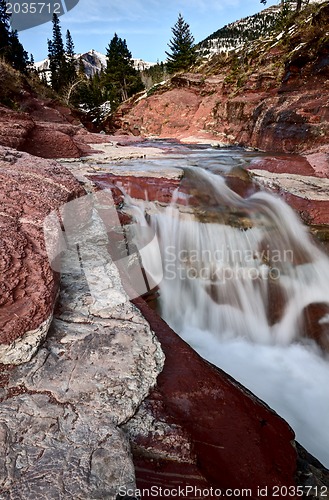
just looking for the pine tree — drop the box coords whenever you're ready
[104,33,144,108]
[65,29,77,83]
[48,14,66,92]
[77,56,85,77]
[9,30,28,72]
[165,14,196,74]
[0,0,11,60]
[0,0,28,72]
[260,0,303,12]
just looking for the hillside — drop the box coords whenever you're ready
[197,0,323,56]
[114,0,329,162]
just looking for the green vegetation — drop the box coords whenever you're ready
[47,14,77,93]
[165,13,197,73]
[141,62,167,89]
[0,0,28,72]
[103,33,144,108]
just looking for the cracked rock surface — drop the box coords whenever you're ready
[0,146,85,364]
[0,205,165,498]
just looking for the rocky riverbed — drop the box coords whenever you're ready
[1,138,329,499]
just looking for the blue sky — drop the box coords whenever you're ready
[18,0,279,63]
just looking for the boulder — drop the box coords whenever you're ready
[0,219,164,497]
[303,303,329,352]
[130,297,298,498]
[0,147,85,364]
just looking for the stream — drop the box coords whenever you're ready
[104,141,329,467]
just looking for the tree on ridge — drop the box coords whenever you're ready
[260,0,304,12]
[165,13,197,74]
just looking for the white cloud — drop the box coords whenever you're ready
[65,0,149,24]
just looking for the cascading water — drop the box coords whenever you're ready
[152,169,329,346]
[129,166,329,467]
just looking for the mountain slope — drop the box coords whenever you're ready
[197,0,323,57]
[114,0,329,160]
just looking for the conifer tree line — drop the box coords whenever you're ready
[45,14,146,111]
[0,5,197,112]
[0,0,29,72]
[47,14,77,93]
[0,1,314,113]
[260,0,308,12]
[43,12,197,113]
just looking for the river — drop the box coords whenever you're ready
[98,141,329,467]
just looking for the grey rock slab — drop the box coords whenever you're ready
[250,169,329,201]
[0,394,135,499]
[0,208,165,499]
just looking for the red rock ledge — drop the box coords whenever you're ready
[0,147,85,364]
[131,297,298,500]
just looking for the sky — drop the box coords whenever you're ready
[17,0,280,63]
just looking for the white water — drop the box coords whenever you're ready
[132,167,329,466]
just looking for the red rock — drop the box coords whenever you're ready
[0,93,115,159]
[0,146,85,364]
[126,391,221,499]
[114,66,329,156]
[90,174,181,204]
[22,123,81,158]
[248,155,319,177]
[282,193,329,226]
[303,303,329,352]
[0,105,34,150]
[131,297,298,498]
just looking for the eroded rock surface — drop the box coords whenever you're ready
[0,99,115,159]
[249,168,329,225]
[0,210,164,498]
[0,147,85,364]
[128,298,298,499]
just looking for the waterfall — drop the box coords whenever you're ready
[145,168,329,346]
[127,166,329,466]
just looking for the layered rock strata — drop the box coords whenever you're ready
[0,147,85,364]
[0,212,164,497]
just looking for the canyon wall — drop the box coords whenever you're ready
[114,4,329,166]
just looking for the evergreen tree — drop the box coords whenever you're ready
[165,13,196,74]
[77,56,85,77]
[296,0,302,11]
[65,29,77,83]
[66,29,74,58]
[0,0,28,72]
[9,30,28,72]
[0,0,11,60]
[260,0,303,12]
[48,14,66,92]
[104,33,144,108]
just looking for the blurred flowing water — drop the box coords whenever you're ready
[125,144,329,466]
